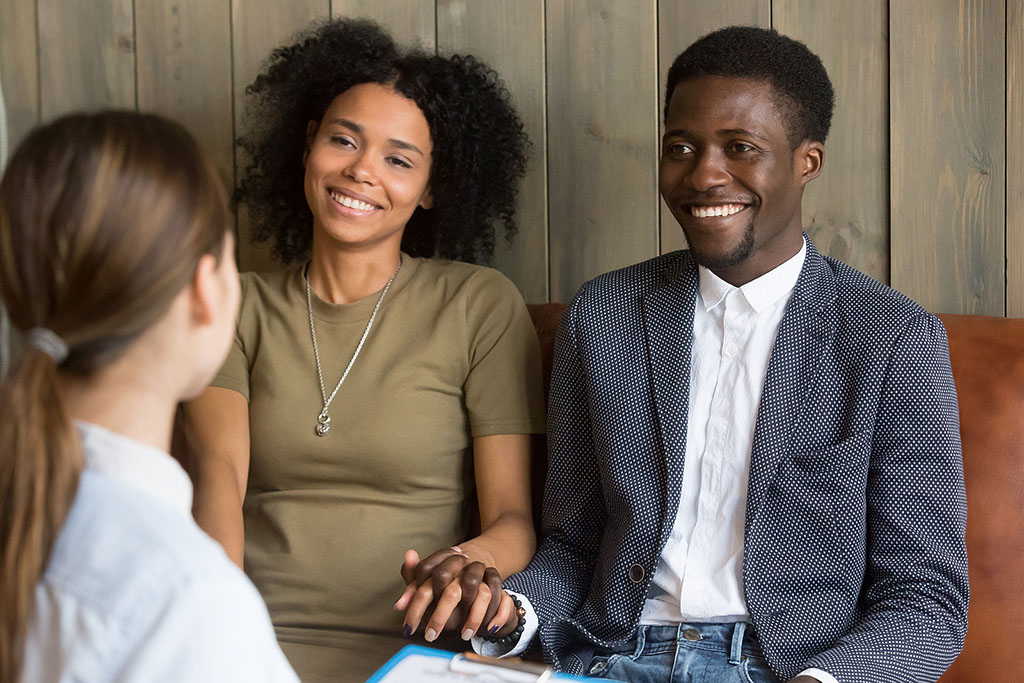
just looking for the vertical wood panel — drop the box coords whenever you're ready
[890,0,1005,314]
[232,0,329,273]
[135,0,233,183]
[0,0,38,374]
[1009,0,1024,317]
[1,0,40,150]
[437,0,548,302]
[658,0,770,255]
[774,0,889,283]
[37,0,135,118]
[547,0,658,301]
[331,0,435,50]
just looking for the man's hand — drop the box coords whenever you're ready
[394,547,510,642]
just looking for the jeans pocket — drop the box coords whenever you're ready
[738,655,780,683]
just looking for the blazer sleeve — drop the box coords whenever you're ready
[505,291,607,641]
[804,312,969,682]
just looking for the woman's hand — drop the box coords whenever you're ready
[394,547,513,642]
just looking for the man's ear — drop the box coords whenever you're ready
[419,187,433,210]
[796,140,824,187]
[189,254,219,327]
[303,120,318,167]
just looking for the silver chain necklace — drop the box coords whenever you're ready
[305,260,401,436]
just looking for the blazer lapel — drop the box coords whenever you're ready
[746,239,838,521]
[641,254,698,534]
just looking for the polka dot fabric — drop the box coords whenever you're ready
[505,237,969,682]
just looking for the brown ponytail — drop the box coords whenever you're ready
[0,111,230,682]
[0,351,79,679]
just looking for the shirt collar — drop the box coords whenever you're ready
[76,421,193,517]
[698,239,807,314]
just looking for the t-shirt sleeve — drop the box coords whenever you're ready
[463,268,546,437]
[209,273,252,401]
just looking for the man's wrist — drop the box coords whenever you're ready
[482,592,526,643]
[471,590,537,659]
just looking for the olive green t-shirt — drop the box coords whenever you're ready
[212,255,545,682]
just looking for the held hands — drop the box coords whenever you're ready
[394,547,515,642]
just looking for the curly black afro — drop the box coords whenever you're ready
[236,18,529,265]
[664,26,834,147]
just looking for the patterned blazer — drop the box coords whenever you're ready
[506,238,969,682]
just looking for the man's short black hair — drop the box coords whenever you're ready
[664,26,834,147]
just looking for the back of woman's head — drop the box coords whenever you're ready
[239,17,527,265]
[0,110,230,681]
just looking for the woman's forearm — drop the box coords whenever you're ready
[456,511,536,577]
[192,457,246,567]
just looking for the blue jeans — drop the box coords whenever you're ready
[585,622,781,683]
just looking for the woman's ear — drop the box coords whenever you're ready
[419,187,434,210]
[189,254,219,327]
[303,120,318,167]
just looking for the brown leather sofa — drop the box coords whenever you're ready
[527,304,1022,681]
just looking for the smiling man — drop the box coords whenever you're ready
[476,26,969,683]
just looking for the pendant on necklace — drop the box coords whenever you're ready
[316,412,331,437]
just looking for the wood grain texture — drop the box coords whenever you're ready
[0,0,37,374]
[37,0,135,118]
[232,0,329,273]
[331,0,435,50]
[774,0,889,283]
[1009,0,1024,317]
[437,0,548,302]
[135,0,233,183]
[0,0,40,153]
[890,0,1005,315]
[546,0,658,301]
[657,0,770,255]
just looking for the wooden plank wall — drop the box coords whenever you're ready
[891,0,1005,315]
[1009,0,1024,317]
[1,0,1021,366]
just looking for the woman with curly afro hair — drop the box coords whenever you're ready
[182,17,545,683]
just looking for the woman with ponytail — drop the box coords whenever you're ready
[0,111,297,682]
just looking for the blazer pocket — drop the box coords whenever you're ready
[768,432,872,550]
[784,430,872,481]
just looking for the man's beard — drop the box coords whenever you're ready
[685,220,755,271]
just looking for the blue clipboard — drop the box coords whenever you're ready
[365,644,596,682]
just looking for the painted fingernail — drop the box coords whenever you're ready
[403,624,413,637]
[451,545,462,553]
[461,628,474,641]
[393,602,399,611]
[487,623,499,635]
[425,628,438,642]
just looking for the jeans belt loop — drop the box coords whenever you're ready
[728,622,747,665]
[632,624,649,658]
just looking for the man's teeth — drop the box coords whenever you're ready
[330,191,377,211]
[690,204,745,218]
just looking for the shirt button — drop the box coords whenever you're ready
[683,628,701,642]
[725,342,739,356]
[628,564,645,583]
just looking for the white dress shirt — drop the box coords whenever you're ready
[20,421,298,683]
[639,243,806,625]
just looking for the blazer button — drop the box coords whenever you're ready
[628,564,645,583]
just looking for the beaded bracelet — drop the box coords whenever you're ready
[480,592,527,646]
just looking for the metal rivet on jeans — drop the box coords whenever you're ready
[590,661,607,674]
[683,628,701,642]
